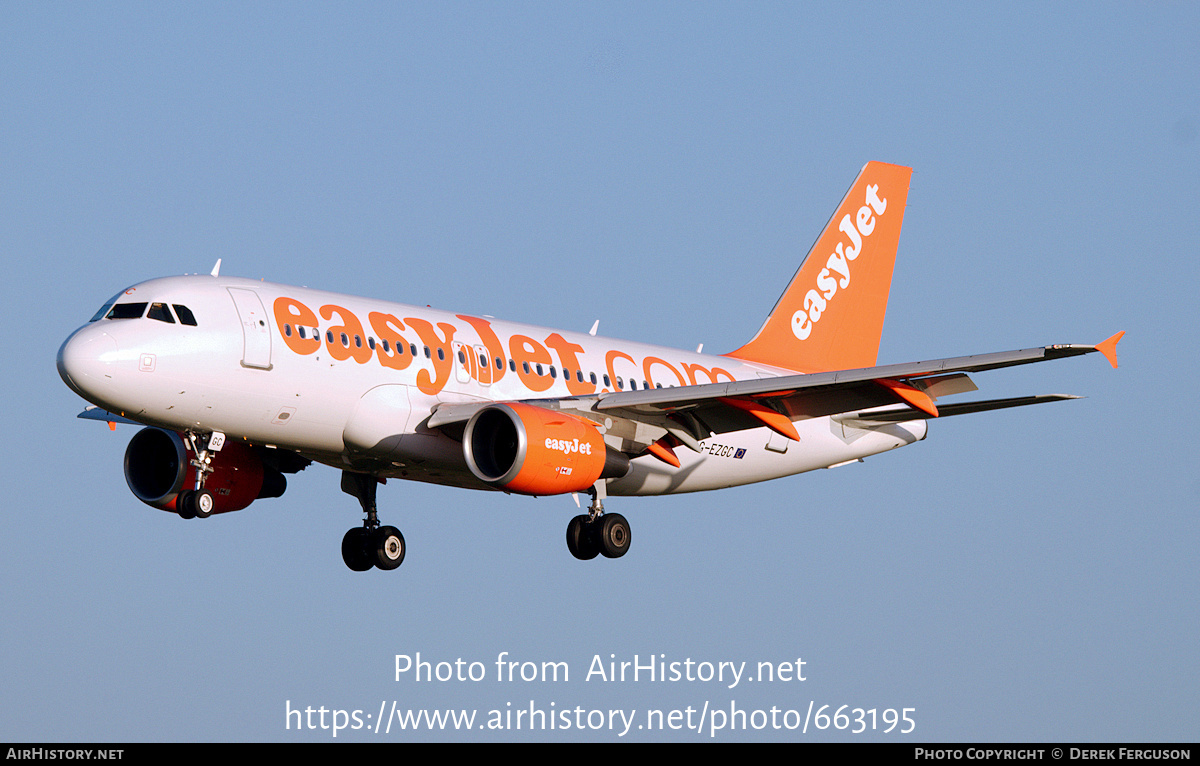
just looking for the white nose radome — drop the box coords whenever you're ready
[57,326,119,403]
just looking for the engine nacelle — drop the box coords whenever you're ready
[463,403,630,495]
[124,427,280,514]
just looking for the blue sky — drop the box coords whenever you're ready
[2,3,1196,742]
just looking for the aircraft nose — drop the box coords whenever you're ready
[57,325,119,401]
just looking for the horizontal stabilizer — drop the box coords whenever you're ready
[833,394,1082,425]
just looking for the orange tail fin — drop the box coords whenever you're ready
[726,161,912,373]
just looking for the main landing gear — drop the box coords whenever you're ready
[340,471,405,572]
[177,430,223,519]
[566,485,631,561]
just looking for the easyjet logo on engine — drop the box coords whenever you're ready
[545,438,594,456]
[791,182,888,341]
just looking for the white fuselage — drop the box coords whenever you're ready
[57,274,926,497]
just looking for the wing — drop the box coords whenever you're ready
[427,333,1123,463]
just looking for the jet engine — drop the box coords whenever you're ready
[123,427,285,514]
[463,403,630,495]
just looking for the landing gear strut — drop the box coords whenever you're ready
[566,484,630,560]
[340,471,405,571]
[177,430,222,519]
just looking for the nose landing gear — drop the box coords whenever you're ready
[177,488,215,519]
[177,430,223,519]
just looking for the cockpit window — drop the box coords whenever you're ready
[173,305,197,326]
[106,302,148,320]
[89,297,198,326]
[90,300,117,322]
[147,303,175,323]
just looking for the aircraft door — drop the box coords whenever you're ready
[227,288,273,370]
[450,343,495,387]
[452,341,473,384]
[474,345,492,386]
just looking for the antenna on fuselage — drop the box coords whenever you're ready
[210,259,222,277]
[589,320,599,336]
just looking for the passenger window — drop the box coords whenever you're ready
[106,302,148,320]
[147,303,175,323]
[172,305,198,326]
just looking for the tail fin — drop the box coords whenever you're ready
[725,161,912,373]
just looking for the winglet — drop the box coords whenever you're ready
[1094,331,1124,369]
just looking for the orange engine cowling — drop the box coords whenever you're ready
[463,403,629,495]
[123,427,280,514]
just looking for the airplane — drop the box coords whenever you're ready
[56,161,1123,572]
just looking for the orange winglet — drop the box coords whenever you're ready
[1094,331,1124,369]
[646,438,681,468]
[876,378,939,417]
[718,397,800,441]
